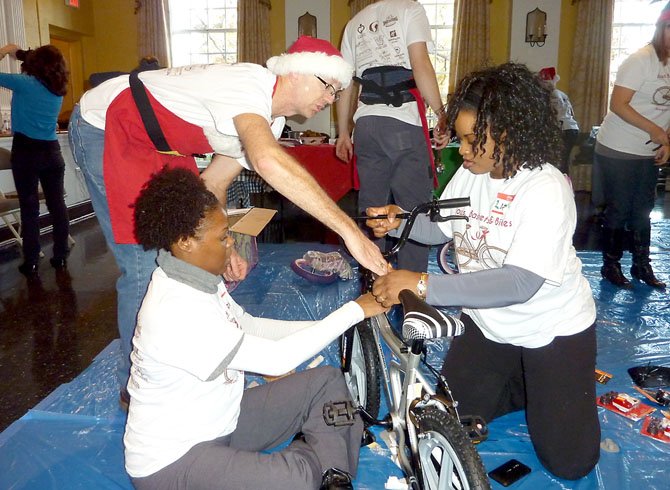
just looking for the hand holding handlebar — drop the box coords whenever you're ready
[365,204,405,238]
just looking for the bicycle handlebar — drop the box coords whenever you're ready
[385,197,470,258]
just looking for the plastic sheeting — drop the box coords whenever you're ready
[1,237,669,489]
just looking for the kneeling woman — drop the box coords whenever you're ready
[125,167,386,490]
[367,63,600,480]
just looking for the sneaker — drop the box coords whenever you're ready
[320,468,353,490]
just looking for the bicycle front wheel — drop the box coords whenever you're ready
[340,320,381,421]
[414,407,491,490]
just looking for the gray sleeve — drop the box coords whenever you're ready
[388,214,449,245]
[427,265,545,309]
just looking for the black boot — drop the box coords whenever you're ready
[631,228,666,289]
[320,468,353,490]
[601,228,632,288]
[18,261,39,277]
[49,257,68,270]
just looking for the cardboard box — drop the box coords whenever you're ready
[225,207,277,291]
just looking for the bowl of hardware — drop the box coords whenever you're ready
[300,130,329,145]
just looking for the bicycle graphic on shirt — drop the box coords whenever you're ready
[452,223,507,271]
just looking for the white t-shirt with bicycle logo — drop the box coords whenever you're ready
[597,43,670,156]
[437,163,596,348]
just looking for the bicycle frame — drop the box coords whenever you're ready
[343,197,472,486]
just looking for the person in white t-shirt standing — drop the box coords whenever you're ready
[594,6,670,290]
[126,166,387,490]
[335,0,449,273]
[364,63,600,480]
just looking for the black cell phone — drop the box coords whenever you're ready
[488,459,531,487]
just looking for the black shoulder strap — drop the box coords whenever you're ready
[128,70,182,156]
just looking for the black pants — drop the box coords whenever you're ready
[560,129,579,174]
[11,132,70,263]
[595,152,657,232]
[440,314,600,480]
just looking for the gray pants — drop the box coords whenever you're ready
[355,115,433,272]
[131,366,362,490]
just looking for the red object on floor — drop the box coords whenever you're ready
[285,144,354,202]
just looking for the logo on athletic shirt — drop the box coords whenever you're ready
[383,15,398,27]
[369,21,379,33]
[492,192,514,216]
[357,23,365,34]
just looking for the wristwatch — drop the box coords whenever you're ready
[416,273,428,300]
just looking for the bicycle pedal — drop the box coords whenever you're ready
[460,415,489,443]
[361,428,376,447]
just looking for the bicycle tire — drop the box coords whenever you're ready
[413,407,491,490]
[436,240,458,274]
[340,320,381,421]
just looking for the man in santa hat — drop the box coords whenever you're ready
[68,36,388,412]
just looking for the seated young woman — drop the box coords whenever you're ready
[124,166,387,490]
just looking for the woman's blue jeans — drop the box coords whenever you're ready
[69,104,157,390]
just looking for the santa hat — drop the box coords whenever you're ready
[539,66,560,84]
[266,36,353,89]
[660,1,670,23]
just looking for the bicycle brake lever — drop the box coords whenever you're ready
[432,214,469,223]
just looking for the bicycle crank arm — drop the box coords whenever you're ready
[356,406,392,428]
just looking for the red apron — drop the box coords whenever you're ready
[103,88,214,244]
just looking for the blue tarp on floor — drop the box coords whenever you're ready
[1,234,669,489]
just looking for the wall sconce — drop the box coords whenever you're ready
[525,8,547,47]
[298,12,317,38]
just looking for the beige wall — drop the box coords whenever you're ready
[21,1,580,108]
[21,0,138,104]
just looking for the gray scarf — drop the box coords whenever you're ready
[157,249,221,294]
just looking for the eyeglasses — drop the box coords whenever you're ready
[315,75,343,102]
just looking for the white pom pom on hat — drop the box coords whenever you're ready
[266,35,353,89]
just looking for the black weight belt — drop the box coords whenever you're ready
[354,65,417,107]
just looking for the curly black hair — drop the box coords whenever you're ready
[133,166,220,251]
[446,62,562,179]
[18,45,69,96]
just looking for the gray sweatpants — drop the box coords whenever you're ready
[355,115,433,272]
[131,366,362,490]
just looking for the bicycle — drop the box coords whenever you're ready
[341,197,491,490]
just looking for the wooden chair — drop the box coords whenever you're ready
[0,147,75,254]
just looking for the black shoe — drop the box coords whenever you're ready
[631,264,666,289]
[320,468,353,490]
[18,262,39,277]
[361,428,375,447]
[49,257,68,271]
[601,263,632,289]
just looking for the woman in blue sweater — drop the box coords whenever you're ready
[0,44,70,275]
